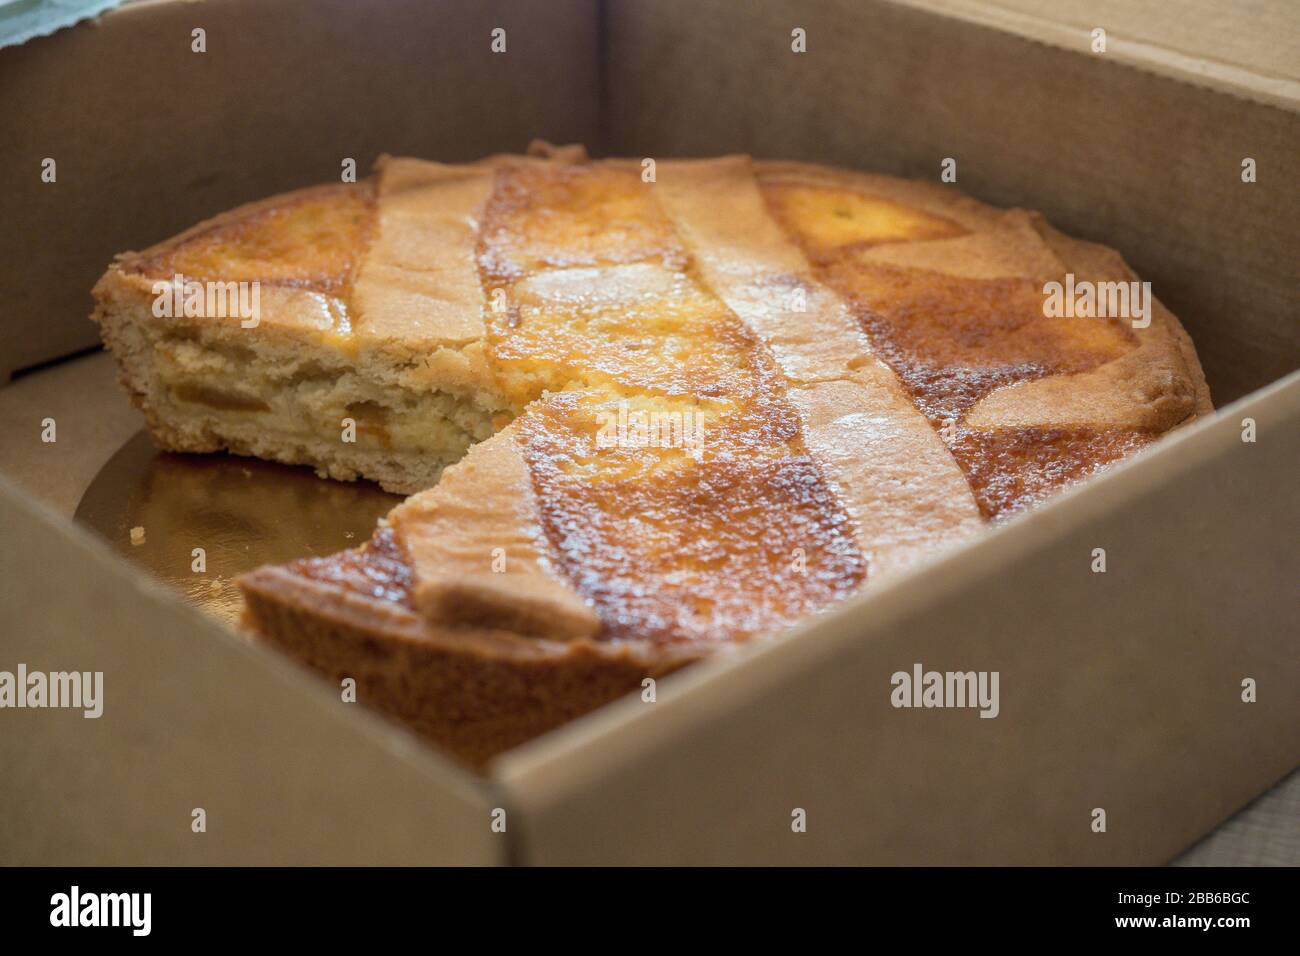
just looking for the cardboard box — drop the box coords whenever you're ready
[1,0,1296,864]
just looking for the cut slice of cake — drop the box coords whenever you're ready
[92,159,520,494]
[94,147,1212,767]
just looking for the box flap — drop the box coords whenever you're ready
[0,479,506,864]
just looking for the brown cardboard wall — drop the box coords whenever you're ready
[603,0,1300,405]
[895,0,1300,108]
[0,0,600,379]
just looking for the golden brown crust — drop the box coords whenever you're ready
[755,160,1005,232]
[117,182,374,281]
[239,557,702,769]
[236,522,702,770]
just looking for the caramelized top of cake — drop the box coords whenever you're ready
[126,183,375,294]
[288,526,414,609]
[477,162,867,644]
[763,181,968,260]
[758,169,1178,519]
[126,150,1208,649]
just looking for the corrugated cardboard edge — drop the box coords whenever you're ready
[0,475,510,864]
[497,374,1300,864]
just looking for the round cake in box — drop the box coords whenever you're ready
[91,143,1212,767]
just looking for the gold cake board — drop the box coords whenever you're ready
[75,431,401,627]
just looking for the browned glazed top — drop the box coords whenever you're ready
[125,183,375,296]
[177,156,1204,643]
[479,163,868,644]
[763,178,1157,518]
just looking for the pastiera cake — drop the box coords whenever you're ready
[93,144,1212,766]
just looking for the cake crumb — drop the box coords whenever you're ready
[129,526,146,546]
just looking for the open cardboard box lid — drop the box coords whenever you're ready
[0,0,1296,864]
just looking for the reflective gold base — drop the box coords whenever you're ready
[75,432,401,627]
